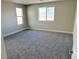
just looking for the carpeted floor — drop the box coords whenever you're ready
[4,30,73,59]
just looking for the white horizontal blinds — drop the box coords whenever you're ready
[16,8,23,25]
[39,7,46,21]
[47,7,55,21]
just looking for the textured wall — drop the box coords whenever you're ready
[26,0,76,32]
[1,1,28,36]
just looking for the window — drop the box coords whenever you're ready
[16,8,23,25]
[38,7,55,21]
[39,7,46,21]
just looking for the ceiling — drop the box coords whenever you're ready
[1,0,64,5]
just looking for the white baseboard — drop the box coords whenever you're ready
[3,28,29,37]
[3,27,73,37]
[30,28,73,34]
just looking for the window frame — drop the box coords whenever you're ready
[38,7,47,21]
[38,7,55,21]
[16,7,23,25]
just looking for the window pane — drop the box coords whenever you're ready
[16,8,23,16]
[17,17,23,25]
[39,7,46,21]
[47,7,55,21]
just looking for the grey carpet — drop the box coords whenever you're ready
[4,30,73,59]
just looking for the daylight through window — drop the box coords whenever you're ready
[39,7,55,21]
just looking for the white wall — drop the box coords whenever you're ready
[1,1,28,36]
[26,0,76,33]
[71,12,77,59]
[1,37,7,59]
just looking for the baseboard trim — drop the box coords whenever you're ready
[3,27,73,37]
[3,28,29,37]
[30,28,73,34]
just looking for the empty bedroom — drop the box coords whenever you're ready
[1,0,76,59]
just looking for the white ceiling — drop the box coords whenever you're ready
[1,0,64,5]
